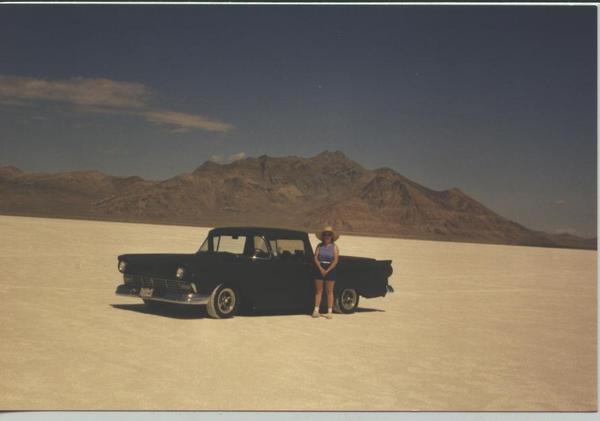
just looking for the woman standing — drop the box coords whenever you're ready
[312,226,340,319]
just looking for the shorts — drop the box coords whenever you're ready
[316,262,336,282]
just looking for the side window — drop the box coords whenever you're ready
[253,236,270,259]
[198,236,209,252]
[269,238,306,259]
[212,235,247,255]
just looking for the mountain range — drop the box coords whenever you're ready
[0,151,595,249]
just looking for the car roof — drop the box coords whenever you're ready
[209,226,308,239]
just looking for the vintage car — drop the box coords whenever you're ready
[115,226,394,318]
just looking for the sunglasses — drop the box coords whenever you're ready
[322,232,333,237]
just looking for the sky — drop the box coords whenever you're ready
[0,5,596,237]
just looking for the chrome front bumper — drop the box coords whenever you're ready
[115,284,210,305]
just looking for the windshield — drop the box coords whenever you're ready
[213,235,247,254]
[197,234,250,255]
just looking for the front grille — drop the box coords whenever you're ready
[124,274,187,292]
[124,274,143,285]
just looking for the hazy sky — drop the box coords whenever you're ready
[0,5,596,237]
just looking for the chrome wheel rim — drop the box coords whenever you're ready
[217,288,236,314]
[341,289,357,310]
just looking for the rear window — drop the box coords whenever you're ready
[269,238,306,258]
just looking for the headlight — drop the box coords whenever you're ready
[118,260,127,273]
[176,267,185,279]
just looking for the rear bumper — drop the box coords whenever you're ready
[115,283,210,305]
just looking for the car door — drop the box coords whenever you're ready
[244,235,290,309]
[265,237,315,309]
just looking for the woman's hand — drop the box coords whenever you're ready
[319,266,327,276]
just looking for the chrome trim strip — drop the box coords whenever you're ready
[115,284,210,305]
[139,294,210,305]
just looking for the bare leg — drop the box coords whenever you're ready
[326,280,335,313]
[314,279,324,309]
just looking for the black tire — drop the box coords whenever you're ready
[333,288,360,314]
[206,284,239,319]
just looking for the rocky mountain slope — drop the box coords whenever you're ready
[0,151,595,249]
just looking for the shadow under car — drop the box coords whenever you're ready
[110,303,384,319]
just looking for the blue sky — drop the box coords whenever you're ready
[0,5,596,237]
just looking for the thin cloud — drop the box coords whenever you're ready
[228,152,247,162]
[0,75,233,133]
[0,75,150,109]
[142,110,233,133]
[209,152,247,164]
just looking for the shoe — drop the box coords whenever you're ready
[326,312,333,319]
[312,309,320,318]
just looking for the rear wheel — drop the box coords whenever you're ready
[334,288,359,314]
[206,284,239,319]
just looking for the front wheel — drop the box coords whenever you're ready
[334,288,360,314]
[206,284,239,319]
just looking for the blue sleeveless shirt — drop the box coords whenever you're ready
[318,243,335,263]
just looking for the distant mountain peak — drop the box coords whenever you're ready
[0,152,594,250]
[314,150,347,159]
[0,165,24,180]
[373,166,405,178]
[0,165,23,173]
[446,187,467,196]
[196,160,222,170]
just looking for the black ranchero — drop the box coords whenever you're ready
[115,226,394,318]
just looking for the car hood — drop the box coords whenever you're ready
[118,252,217,278]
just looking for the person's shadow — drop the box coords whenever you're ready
[110,303,384,319]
